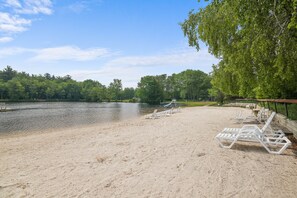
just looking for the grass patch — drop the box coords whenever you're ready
[177,101,217,107]
[259,102,297,120]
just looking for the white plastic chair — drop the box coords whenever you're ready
[242,107,265,123]
[224,112,284,137]
[216,112,291,154]
[145,109,160,119]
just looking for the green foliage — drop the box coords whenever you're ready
[181,0,297,99]
[137,69,212,104]
[208,87,224,104]
[177,101,217,107]
[261,102,297,120]
[163,70,211,101]
[122,87,135,100]
[7,78,26,100]
[0,66,135,102]
[137,76,164,104]
[108,79,123,101]
[0,66,17,82]
[0,66,211,104]
[81,80,106,102]
[177,70,211,100]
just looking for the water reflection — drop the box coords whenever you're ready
[0,102,157,135]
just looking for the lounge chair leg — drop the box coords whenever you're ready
[216,137,237,149]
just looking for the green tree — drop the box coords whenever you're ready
[64,81,81,100]
[181,0,297,99]
[6,78,26,100]
[108,79,122,101]
[165,74,180,100]
[0,80,7,99]
[122,87,135,100]
[0,66,17,82]
[81,80,106,102]
[137,76,164,104]
[167,70,211,101]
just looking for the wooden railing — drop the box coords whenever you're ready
[257,99,297,119]
[233,99,297,120]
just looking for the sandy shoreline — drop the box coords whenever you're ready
[1,107,296,197]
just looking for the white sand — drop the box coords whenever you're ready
[0,107,296,197]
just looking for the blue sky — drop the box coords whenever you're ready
[0,0,218,87]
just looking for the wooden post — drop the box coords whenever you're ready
[274,102,277,113]
[267,102,270,110]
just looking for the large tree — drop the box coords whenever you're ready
[137,76,164,104]
[181,0,297,99]
[108,79,123,101]
[137,70,211,104]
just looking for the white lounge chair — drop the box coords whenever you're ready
[243,107,265,123]
[216,112,291,154]
[223,112,284,137]
[165,108,173,116]
[145,109,160,119]
[233,110,244,123]
[235,107,266,124]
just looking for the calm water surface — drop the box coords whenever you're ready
[0,102,157,135]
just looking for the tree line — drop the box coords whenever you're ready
[0,66,134,102]
[0,66,212,104]
[137,70,211,104]
[181,0,297,100]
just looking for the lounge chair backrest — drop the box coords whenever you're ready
[257,107,264,117]
[262,112,276,132]
[256,107,264,122]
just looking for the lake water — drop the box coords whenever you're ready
[0,102,158,135]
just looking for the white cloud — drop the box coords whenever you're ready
[67,0,102,13]
[32,46,111,61]
[0,44,219,87]
[68,2,88,14]
[0,12,31,33]
[4,0,53,15]
[0,47,32,57]
[68,48,219,87]
[0,46,112,61]
[16,0,53,15]
[106,49,216,68]
[5,0,22,8]
[0,1,52,39]
[0,36,13,42]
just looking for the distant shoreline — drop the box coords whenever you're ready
[0,99,138,103]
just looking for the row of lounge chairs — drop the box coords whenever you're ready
[233,107,269,123]
[216,110,292,155]
[145,107,181,119]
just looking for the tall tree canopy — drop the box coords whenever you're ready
[181,0,297,99]
[136,69,211,104]
[108,79,123,101]
[137,76,164,105]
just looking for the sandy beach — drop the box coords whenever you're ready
[0,107,296,197]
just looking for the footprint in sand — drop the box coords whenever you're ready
[197,152,206,157]
[96,156,108,163]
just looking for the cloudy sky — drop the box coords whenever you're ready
[0,0,218,87]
